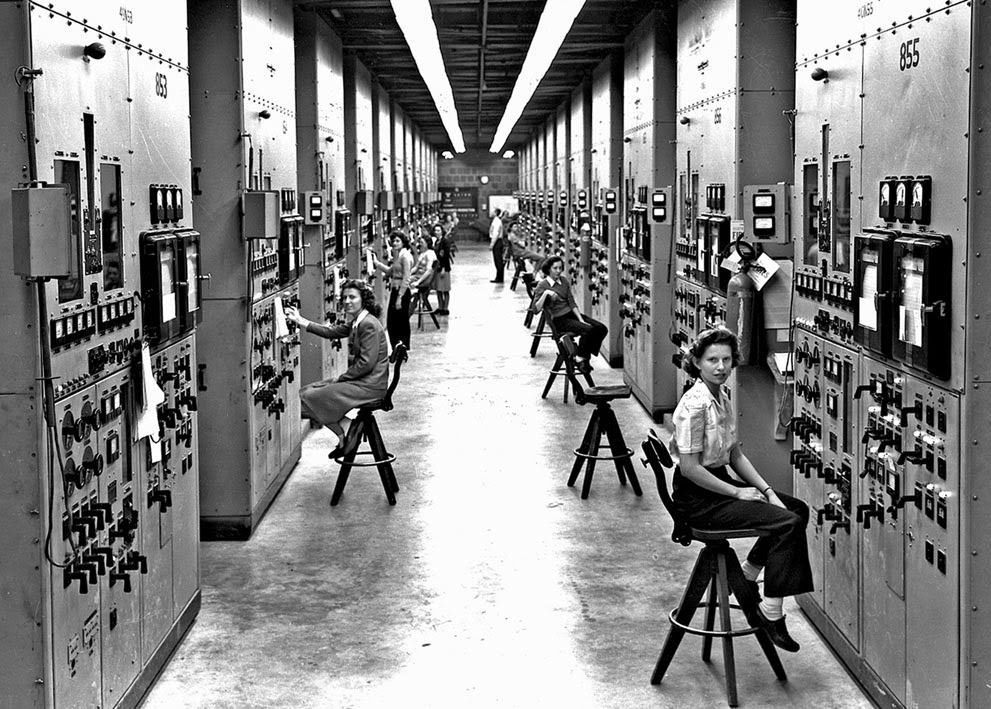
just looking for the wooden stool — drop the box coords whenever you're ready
[540,307,594,402]
[409,289,440,330]
[330,344,407,506]
[641,430,787,707]
[522,273,537,328]
[557,335,642,499]
[510,257,527,291]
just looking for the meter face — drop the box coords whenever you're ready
[754,194,774,210]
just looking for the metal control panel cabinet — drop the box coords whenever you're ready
[674,0,796,488]
[295,12,350,388]
[588,54,625,367]
[620,8,678,419]
[189,0,302,540]
[790,2,983,708]
[0,2,200,706]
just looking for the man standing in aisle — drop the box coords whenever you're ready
[489,207,505,283]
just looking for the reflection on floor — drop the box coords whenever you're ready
[144,243,871,708]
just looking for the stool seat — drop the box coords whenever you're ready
[691,527,765,543]
[583,384,632,402]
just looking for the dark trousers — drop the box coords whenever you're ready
[492,240,505,282]
[387,288,412,350]
[553,313,607,358]
[673,466,814,598]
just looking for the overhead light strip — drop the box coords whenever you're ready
[391,0,466,153]
[488,0,587,154]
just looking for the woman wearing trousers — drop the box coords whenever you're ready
[670,326,813,653]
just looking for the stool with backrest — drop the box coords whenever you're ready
[640,429,787,707]
[541,305,594,402]
[409,288,440,330]
[557,335,642,499]
[527,289,556,357]
[330,343,408,506]
[510,256,527,291]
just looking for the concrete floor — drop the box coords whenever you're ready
[144,244,873,708]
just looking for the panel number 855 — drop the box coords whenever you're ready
[899,38,920,71]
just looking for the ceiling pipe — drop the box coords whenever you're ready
[476,0,490,144]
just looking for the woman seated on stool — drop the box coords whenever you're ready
[503,221,544,275]
[530,255,607,372]
[286,280,389,459]
[410,234,437,310]
[671,326,813,653]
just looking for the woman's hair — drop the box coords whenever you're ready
[540,255,564,275]
[432,223,444,237]
[341,279,381,318]
[506,222,517,236]
[684,326,740,378]
[389,230,411,250]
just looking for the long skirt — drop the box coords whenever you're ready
[300,379,386,425]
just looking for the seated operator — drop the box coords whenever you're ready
[286,280,389,459]
[670,326,813,653]
[503,221,545,274]
[529,255,607,373]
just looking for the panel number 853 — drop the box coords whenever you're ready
[155,72,168,99]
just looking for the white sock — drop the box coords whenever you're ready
[760,596,784,621]
[741,560,762,582]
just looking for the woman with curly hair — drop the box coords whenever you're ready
[286,280,389,458]
[371,230,415,350]
[670,326,812,653]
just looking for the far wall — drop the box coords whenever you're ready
[438,149,519,241]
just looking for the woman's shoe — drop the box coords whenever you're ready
[755,607,800,653]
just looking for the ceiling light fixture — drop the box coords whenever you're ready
[441,150,454,159]
[488,0,587,154]
[502,150,515,159]
[391,0,466,153]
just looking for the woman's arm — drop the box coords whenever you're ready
[285,306,349,340]
[561,278,584,322]
[530,281,556,312]
[399,250,413,286]
[730,446,785,507]
[679,451,765,501]
[338,322,378,381]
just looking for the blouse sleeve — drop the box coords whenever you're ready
[530,280,549,313]
[672,399,707,455]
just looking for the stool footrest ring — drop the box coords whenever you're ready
[333,449,397,467]
[667,602,759,639]
[573,447,633,462]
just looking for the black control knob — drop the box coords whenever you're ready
[64,567,90,594]
[109,571,132,593]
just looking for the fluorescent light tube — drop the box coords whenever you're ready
[391,0,466,153]
[489,0,587,153]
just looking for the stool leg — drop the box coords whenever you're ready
[366,416,397,505]
[330,418,364,506]
[652,549,716,685]
[542,354,563,399]
[716,553,739,707]
[725,552,787,682]
[601,407,642,496]
[581,417,602,500]
[701,581,717,663]
[530,313,546,357]
[569,411,598,487]
[524,309,534,329]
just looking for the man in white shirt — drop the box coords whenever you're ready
[489,208,505,283]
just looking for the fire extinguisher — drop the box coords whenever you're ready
[725,238,763,365]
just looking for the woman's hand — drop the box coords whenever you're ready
[766,490,787,509]
[285,306,308,328]
[734,487,768,503]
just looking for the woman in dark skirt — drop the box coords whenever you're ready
[371,231,414,351]
[286,280,389,458]
[670,326,813,653]
[432,222,454,315]
[529,256,607,372]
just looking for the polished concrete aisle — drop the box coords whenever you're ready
[145,244,871,708]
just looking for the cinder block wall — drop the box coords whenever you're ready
[438,149,519,240]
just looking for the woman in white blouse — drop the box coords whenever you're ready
[671,326,812,654]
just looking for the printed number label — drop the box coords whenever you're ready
[119,6,133,23]
[899,38,920,71]
[713,107,722,124]
[154,73,168,99]
[857,2,873,19]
